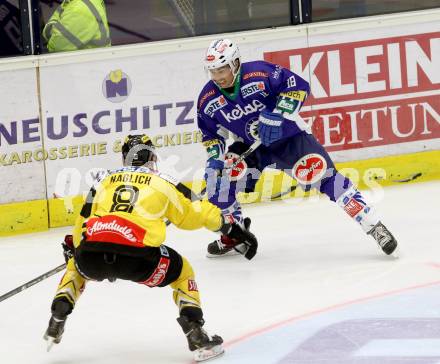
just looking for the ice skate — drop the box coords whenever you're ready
[177,316,224,362]
[368,221,399,257]
[43,316,66,351]
[207,218,251,258]
[207,235,241,258]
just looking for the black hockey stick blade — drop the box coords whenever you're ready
[270,185,297,200]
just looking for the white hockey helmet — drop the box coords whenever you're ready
[204,39,241,75]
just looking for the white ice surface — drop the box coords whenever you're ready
[1,181,439,364]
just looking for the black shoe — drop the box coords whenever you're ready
[177,316,224,361]
[44,316,66,351]
[368,221,398,256]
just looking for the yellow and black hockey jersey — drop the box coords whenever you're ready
[72,166,222,248]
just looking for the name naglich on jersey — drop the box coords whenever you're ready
[109,173,152,185]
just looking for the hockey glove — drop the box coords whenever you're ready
[258,110,284,146]
[204,159,224,180]
[219,220,258,260]
[62,235,74,263]
[204,159,224,196]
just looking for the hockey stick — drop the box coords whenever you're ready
[269,184,297,200]
[173,139,262,204]
[226,140,297,201]
[228,140,262,170]
[0,263,66,303]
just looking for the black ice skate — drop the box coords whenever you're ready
[177,316,224,362]
[368,221,399,257]
[206,218,251,258]
[43,316,66,351]
[207,235,241,257]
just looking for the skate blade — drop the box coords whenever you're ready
[206,250,240,258]
[194,344,224,362]
[46,337,56,352]
[390,246,401,259]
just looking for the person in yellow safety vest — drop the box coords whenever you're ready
[43,0,111,52]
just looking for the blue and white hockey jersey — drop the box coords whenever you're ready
[197,60,310,161]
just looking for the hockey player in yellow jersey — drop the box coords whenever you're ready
[43,134,258,362]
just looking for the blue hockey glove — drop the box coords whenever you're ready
[258,110,284,146]
[204,158,224,180]
[204,159,224,197]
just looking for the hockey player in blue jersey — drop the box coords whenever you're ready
[197,38,398,258]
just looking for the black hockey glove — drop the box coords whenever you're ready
[219,220,258,260]
[62,235,74,263]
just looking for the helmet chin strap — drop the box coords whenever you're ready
[230,66,241,85]
[229,59,241,83]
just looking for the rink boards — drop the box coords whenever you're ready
[0,9,439,235]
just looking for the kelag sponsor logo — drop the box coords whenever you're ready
[220,100,265,123]
[264,32,440,152]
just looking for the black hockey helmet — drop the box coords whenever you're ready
[122,134,157,167]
